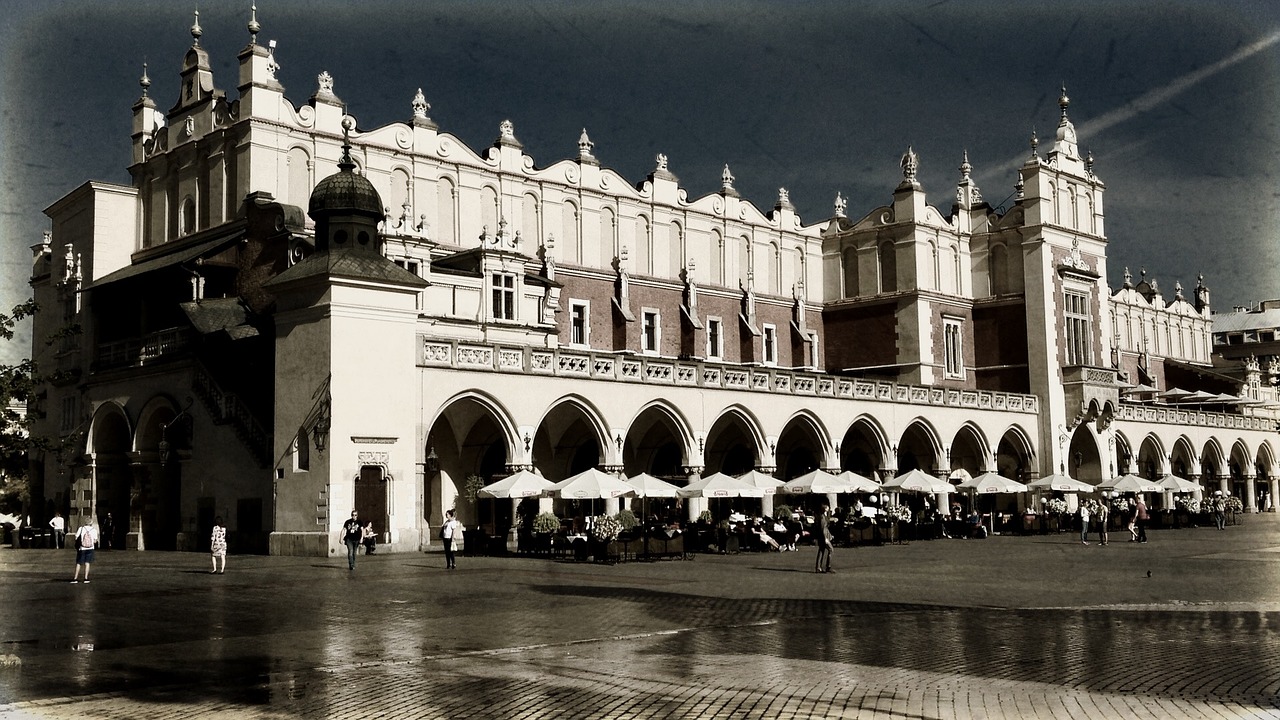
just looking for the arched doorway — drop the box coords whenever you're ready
[839,417,886,479]
[703,410,760,477]
[775,414,826,480]
[424,395,514,531]
[88,405,133,550]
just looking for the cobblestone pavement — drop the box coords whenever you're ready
[1,516,1278,719]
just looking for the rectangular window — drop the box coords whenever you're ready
[706,317,722,360]
[807,331,820,370]
[642,309,661,354]
[943,317,964,379]
[762,324,777,365]
[492,273,515,321]
[60,395,77,433]
[1064,289,1092,366]
[570,301,589,346]
[394,260,422,309]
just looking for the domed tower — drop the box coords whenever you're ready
[309,118,385,254]
[264,118,427,558]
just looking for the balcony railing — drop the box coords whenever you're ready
[1116,402,1276,432]
[419,337,1040,414]
[95,328,191,369]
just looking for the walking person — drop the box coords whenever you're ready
[441,509,460,570]
[70,522,98,583]
[341,510,362,571]
[101,512,114,550]
[1134,495,1149,543]
[50,512,66,549]
[815,504,833,574]
[210,516,227,574]
[1094,498,1109,545]
[1078,501,1091,545]
[1212,492,1227,530]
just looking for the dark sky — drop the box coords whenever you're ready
[3,0,1279,364]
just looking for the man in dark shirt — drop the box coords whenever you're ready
[342,510,363,570]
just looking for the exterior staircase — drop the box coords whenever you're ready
[192,362,273,467]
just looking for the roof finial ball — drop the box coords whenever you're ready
[339,115,356,171]
[1059,83,1070,120]
[191,9,203,46]
[248,3,261,45]
[140,62,151,97]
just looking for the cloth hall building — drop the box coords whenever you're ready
[26,14,1279,555]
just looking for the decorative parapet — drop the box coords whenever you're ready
[1115,402,1276,431]
[419,337,1039,414]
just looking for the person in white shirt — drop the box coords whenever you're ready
[441,509,461,570]
[71,523,98,583]
[49,512,66,549]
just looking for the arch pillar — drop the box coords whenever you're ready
[1245,475,1257,513]
[1268,477,1278,512]
[1188,473,1203,504]
[683,466,705,522]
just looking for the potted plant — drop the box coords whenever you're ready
[591,513,623,562]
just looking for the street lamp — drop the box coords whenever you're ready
[425,446,439,472]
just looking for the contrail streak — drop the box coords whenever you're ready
[993,28,1280,178]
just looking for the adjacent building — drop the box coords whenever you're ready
[26,12,1279,555]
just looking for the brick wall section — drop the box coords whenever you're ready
[821,301,898,372]
[926,302,975,390]
[972,300,1029,393]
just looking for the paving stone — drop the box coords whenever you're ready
[2,518,1279,718]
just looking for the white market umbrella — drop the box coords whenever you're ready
[546,467,635,522]
[477,469,554,499]
[1026,474,1095,493]
[882,468,952,494]
[736,470,784,495]
[782,468,852,495]
[1098,473,1163,494]
[835,470,881,493]
[625,473,682,498]
[1157,474,1200,493]
[677,472,766,498]
[957,472,1029,494]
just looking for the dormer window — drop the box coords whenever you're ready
[492,273,516,321]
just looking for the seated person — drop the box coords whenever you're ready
[750,520,782,551]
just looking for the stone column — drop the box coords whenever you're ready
[1269,477,1278,512]
[684,467,705,523]
[1245,475,1257,513]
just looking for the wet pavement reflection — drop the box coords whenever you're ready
[2,521,1280,718]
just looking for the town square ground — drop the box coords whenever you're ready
[1,517,1278,719]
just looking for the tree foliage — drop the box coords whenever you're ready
[0,301,39,514]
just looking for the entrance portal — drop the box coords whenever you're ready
[355,466,389,541]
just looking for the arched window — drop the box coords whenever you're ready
[437,177,457,245]
[739,235,751,287]
[287,148,312,211]
[709,229,723,285]
[636,215,651,275]
[768,241,781,294]
[878,241,897,293]
[181,196,196,236]
[562,200,580,264]
[480,186,499,241]
[599,206,615,264]
[842,247,859,298]
[388,167,411,222]
[989,243,1008,295]
[929,240,940,291]
[669,222,683,278]
[522,193,539,248]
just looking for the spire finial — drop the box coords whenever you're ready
[248,3,260,44]
[140,62,151,97]
[578,127,595,159]
[721,164,735,191]
[1030,128,1039,158]
[834,191,847,218]
[959,149,972,180]
[339,116,355,172]
[412,88,430,119]
[1059,83,1070,120]
[901,146,919,183]
[1014,171,1025,200]
[1123,267,1132,288]
[1086,149,1094,174]
[191,9,203,46]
